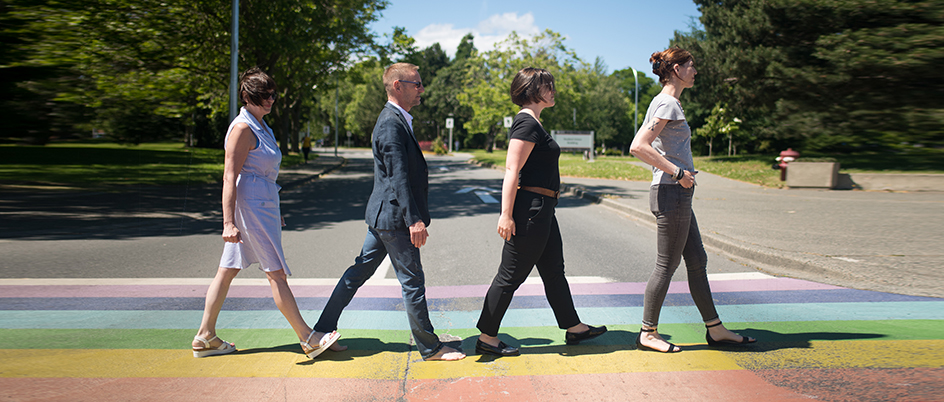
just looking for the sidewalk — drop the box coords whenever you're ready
[559,169,944,298]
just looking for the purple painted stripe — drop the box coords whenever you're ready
[0,277,840,299]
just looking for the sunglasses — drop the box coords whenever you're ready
[259,92,278,101]
[398,80,424,89]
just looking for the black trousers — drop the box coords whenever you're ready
[477,190,581,336]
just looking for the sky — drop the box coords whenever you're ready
[369,0,703,75]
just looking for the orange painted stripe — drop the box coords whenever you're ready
[0,371,813,402]
[7,369,940,401]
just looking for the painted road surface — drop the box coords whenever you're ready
[1,272,942,401]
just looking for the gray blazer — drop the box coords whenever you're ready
[365,102,430,231]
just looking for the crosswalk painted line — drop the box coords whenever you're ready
[1,273,941,400]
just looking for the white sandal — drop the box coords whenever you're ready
[301,331,340,359]
[192,335,236,358]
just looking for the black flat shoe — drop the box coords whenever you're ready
[475,339,520,356]
[635,328,680,353]
[705,321,757,346]
[565,325,607,345]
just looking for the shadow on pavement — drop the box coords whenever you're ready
[0,157,596,241]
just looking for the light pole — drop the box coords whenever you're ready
[631,67,639,136]
[228,0,239,122]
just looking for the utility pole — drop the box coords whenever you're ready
[631,68,639,136]
[228,0,239,122]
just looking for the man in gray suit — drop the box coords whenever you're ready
[311,63,465,361]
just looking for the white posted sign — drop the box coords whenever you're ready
[550,131,594,149]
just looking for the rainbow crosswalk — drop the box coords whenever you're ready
[1,273,942,401]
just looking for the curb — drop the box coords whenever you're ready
[472,160,922,294]
[559,182,868,288]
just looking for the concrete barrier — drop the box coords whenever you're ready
[848,173,944,192]
[787,162,840,188]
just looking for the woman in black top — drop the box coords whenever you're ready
[475,67,607,357]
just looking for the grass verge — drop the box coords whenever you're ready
[470,150,652,181]
[0,142,305,187]
[472,148,943,188]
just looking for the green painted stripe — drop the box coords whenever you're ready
[1,320,941,350]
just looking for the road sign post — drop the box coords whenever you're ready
[446,117,454,153]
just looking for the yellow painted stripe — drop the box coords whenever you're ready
[727,339,944,370]
[2,340,940,379]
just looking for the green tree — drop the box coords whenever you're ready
[458,30,582,151]
[571,58,631,152]
[421,34,476,149]
[3,0,389,150]
[695,102,743,156]
[612,67,659,134]
[674,0,944,152]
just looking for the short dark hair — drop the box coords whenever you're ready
[650,47,694,85]
[239,67,277,106]
[383,62,420,95]
[510,67,555,106]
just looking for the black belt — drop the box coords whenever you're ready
[518,186,560,199]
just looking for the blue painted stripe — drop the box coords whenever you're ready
[1,290,936,311]
[1,302,942,329]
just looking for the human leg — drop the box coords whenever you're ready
[535,214,582,330]
[681,211,719,324]
[639,185,691,352]
[535,215,608,344]
[477,226,550,338]
[264,268,342,357]
[381,228,462,360]
[313,228,387,336]
[679,209,755,345]
[193,267,240,355]
[264,269,312,341]
[642,185,691,327]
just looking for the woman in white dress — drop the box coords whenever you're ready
[191,68,340,359]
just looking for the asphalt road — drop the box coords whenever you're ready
[1,150,941,402]
[0,150,753,283]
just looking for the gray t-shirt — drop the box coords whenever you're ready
[642,93,694,185]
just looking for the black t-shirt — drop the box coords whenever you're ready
[509,113,560,192]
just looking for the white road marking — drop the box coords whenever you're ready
[0,273,770,286]
[475,191,499,204]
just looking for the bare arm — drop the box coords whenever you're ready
[629,118,695,188]
[221,123,254,243]
[497,138,536,241]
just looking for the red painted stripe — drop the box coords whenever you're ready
[752,367,944,402]
[0,371,820,401]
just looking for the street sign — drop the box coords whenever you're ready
[445,117,454,129]
[503,116,513,128]
[323,125,330,135]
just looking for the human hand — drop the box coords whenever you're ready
[497,213,516,241]
[222,222,242,243]
[409,221,428,248]
[679,170,697,188]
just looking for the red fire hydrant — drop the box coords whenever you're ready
[773,148,800,181]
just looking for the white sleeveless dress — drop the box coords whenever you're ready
[219,107,291,275]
